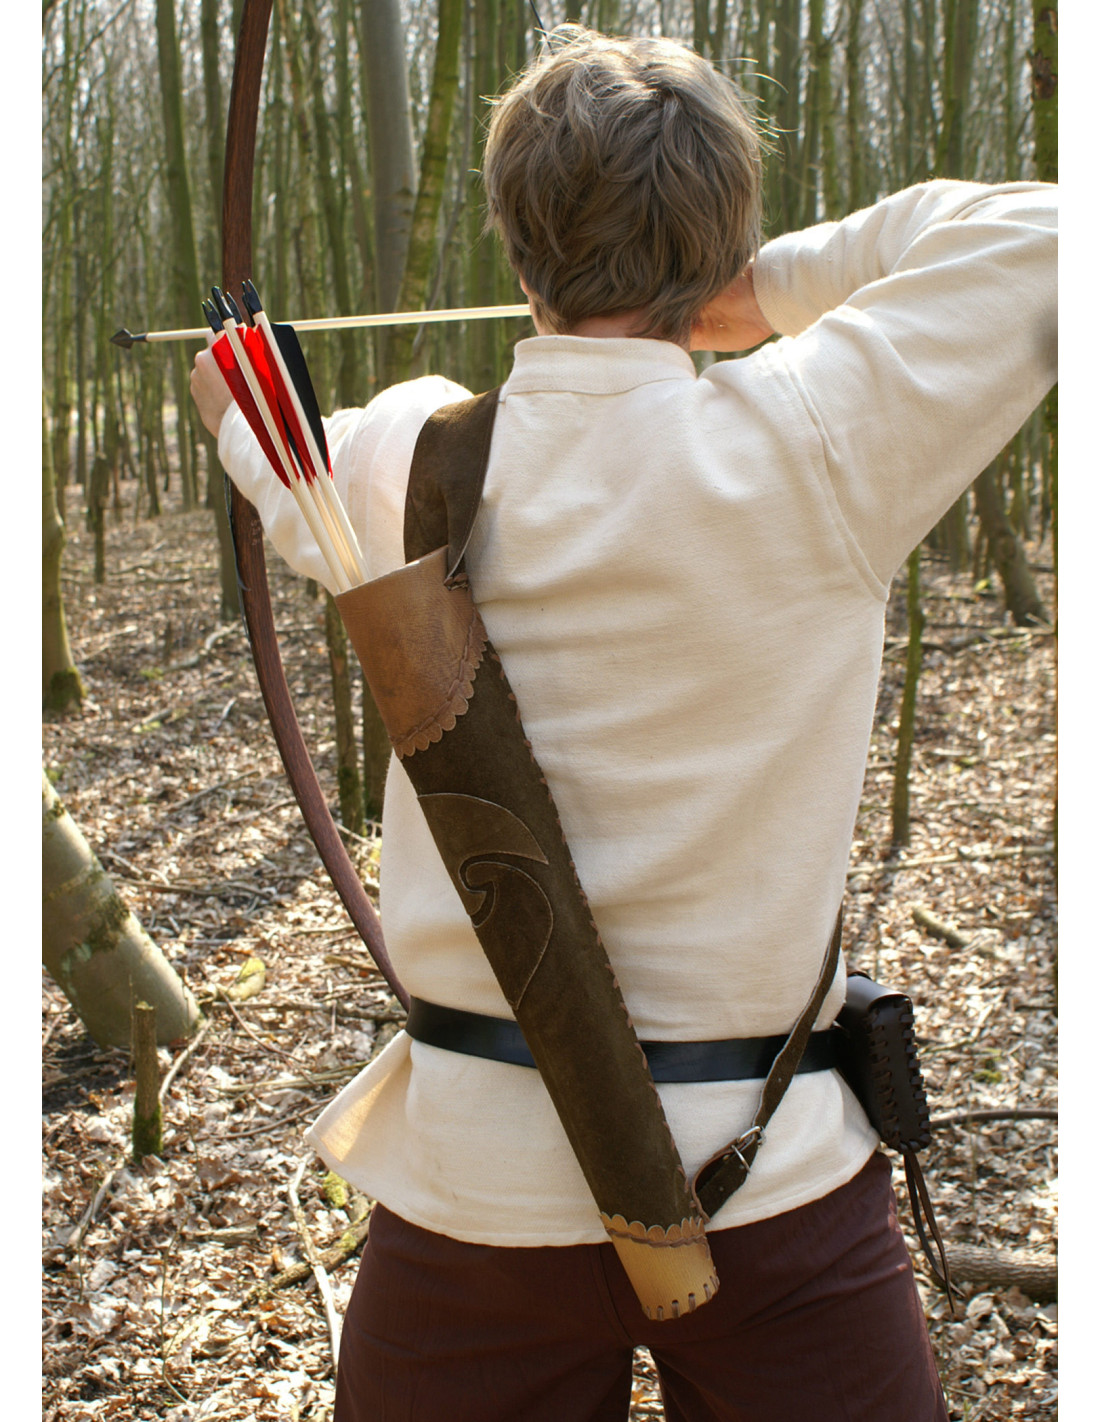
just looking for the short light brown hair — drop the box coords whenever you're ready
[483,26,763,344]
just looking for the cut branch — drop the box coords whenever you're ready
[940,1243,1057,1302]
[931,1108,1057,1127]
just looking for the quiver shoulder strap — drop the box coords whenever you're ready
[334,391,717,1320]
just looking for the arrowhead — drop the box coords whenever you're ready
[110,328,137,349]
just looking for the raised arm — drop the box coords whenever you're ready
[742,180,1057,586]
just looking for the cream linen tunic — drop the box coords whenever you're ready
[219,180,1057,1245]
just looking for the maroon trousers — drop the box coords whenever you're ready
[334,1152,948,1422]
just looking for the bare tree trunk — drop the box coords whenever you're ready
[200,0,226,280]
[325,592,365,838]
[973,458,1048,626]
[891,547,924,849]
[277,0,334,405]
[846,0,866,211]
[43,394,84,714]
[337,0,375,314]
[386,0,464,381]
[42,774,201,1048]
[466,0,504,394]
[1030,2,1057,181]
[155,0,237,617]
[1030,1,1057,572]
[302,0,361,406]
[88,454,110,584]
[360,0,417,382]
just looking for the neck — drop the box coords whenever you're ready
[569,310,651,339]
[528,302,683,347]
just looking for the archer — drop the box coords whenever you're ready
[191,24,1055,1421]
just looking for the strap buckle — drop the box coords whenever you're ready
[728,1125,765,1175]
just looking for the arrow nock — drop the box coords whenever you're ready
[242,279,264,318]
[210,287,235,325]
[201,299,224,334]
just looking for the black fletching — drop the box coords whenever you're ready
[270,321,331,473]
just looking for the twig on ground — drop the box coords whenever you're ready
[215,989,313,1066]
[101,847,174,885]
[41,1011,65,1053]
[849,842,1053,878]
[218,1059,378,1096]
[245,1213,372,1305]
[165,624,239,672]
[288,1158,342,1368]
[912,905,970,947]
[931,1107,1057,1128]
[67,1165,122,1254]
[159,1016,213,1103]
[223,1100,320,1142]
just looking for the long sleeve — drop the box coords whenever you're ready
[749,180,1057,585]
[216,374,472,590]
[216,403,364,593]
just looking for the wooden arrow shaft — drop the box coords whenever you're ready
[124,302,531,344]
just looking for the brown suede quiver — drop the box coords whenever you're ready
[334,392,716,1320]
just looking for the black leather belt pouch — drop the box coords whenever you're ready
[834,972,931,1153]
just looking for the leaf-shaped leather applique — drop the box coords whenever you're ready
[418,794,553,1009]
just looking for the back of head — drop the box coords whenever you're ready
[483,25,763,345]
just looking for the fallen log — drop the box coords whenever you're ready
[941,1243,1057,1303]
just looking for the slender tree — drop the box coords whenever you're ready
[43,394,84,713]
[325,592,366,838]
[973,456,1048,626]
[302,0,361,406]
[155,0,238,616]
[891,547,924,849]
[360,0,418,382]
[845,0,866,211]
[1030,0,1056,571]
[200,0,227,281]
[385,0,465,381]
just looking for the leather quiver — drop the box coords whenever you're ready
[333,394,716,1321]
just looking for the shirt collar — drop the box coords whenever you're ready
[501,335,698,397]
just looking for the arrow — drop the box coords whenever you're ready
[238,281,366,588]
[111,301,531,348]
[204,285,365,592]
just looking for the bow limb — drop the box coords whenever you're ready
[221,0,407,1008]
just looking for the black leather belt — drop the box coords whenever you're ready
[405,997,840,1084]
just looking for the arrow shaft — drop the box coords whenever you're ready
[128,302,531,344]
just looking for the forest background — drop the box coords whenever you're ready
[36,1,1085,1419]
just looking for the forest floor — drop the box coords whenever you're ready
[43,480,1057,1421]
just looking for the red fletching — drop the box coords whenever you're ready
[211,333,291,487]
[239,326,303,478]
[249,324,326,483]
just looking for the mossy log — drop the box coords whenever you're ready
[42,772,201,1048]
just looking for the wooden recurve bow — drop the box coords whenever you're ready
[219,0,406,1008]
